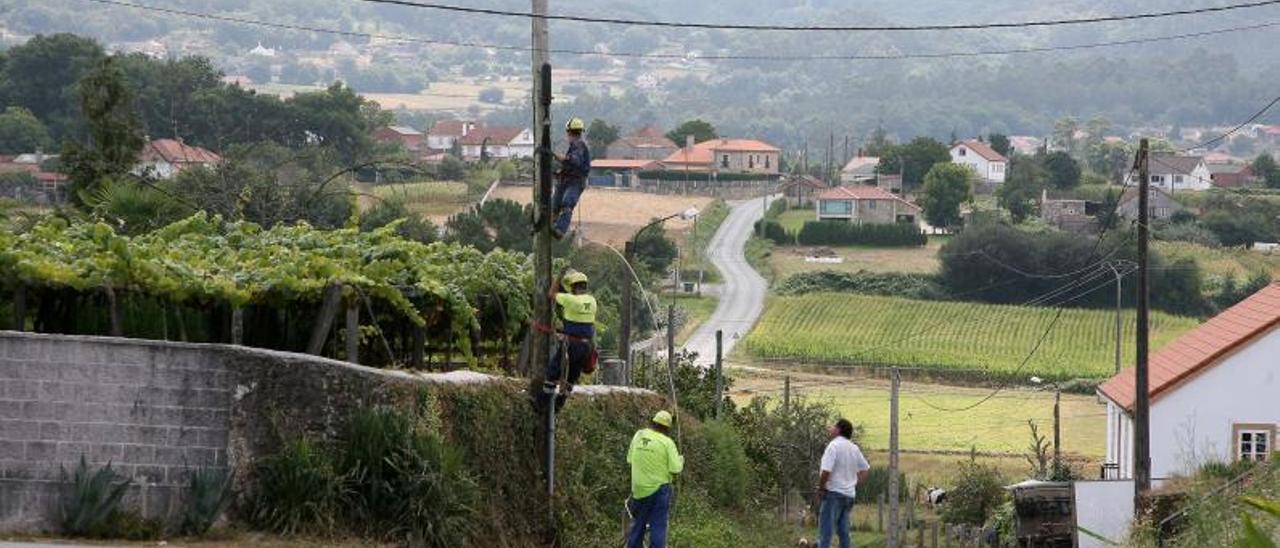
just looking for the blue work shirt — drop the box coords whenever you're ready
[560,140,591,182]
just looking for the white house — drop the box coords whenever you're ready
[459,127,534,160]
[1097,283,1280,481]
[840,155,880,184]
[1122,153,1213,192]
[426,120,479,151]
[950,139,1008,184]
[135,139,221,180]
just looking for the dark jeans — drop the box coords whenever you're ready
[819,491,855,548]
[547,338,590,386]
[626,484,672,548]
[552,180,585,234]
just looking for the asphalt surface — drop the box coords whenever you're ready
[681,196,773,366]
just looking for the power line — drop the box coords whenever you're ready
[353,0,1280,32]
[76,0,1280,63]
[1183,92,1280,151]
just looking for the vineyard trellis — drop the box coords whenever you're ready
[0,213,532,369]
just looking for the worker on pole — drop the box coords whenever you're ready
[538,268,598,412]
[626,410,684,548]
[552,117,592,240]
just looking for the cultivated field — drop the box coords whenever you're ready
[367,181,471,224]
[488,185,712,245]
[740,294,1200,380]
[1154,240,1280,278]
[768,210,945,278]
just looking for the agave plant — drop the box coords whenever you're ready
[181,467,233,536]
[60,456,131,537]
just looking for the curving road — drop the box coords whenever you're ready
[682,196,774,366]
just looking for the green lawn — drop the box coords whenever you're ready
[740,294,1200,381]
[777,208,813,234]
[371,181,471,220]
[685,199,730,283]
[675,295,718,345]
[1154,240,1280,279]
[770,237,947,278]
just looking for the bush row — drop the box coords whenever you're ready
[776,270,946,300]
[796,221,927,247]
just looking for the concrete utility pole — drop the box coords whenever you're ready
[1053,388,1061,475]
[1135,138,1152,509]
[530,0,555,506]
[888,367,901,548]
[620,240,634,370]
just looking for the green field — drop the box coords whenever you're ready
[371,181,471,220]
[1154,240,1280,279]
[741,294,1199,380]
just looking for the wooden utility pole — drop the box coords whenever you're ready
[1135,138,1152,508]
[783,375,791,521]
[714,330,724,419]
[888,367,901,548]
[1053,388,1061,476]
[530,0,556,509]
[620,240,634,370]
[344,301,358,364]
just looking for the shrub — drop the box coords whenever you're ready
[1155,221,1221,247]
[766,198,788,219]
[701,420,752,509]
[753,219,792,245]
[180,467,232,536]
[60,457,131,537]
[776,270,945,300]
[855,466,908,504]
[796,221,927,247]
[941,460,1007,526]
[633,350,733,421]
[732,396,844,509]
[249,437,347,535]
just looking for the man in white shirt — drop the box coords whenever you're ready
[815,418,870,548]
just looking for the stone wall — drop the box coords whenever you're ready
[0,331,455,533]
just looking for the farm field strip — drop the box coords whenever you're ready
[488,185,712,245]
[741,294,1199,379]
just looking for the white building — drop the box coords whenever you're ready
[949,139,1008,184]
[426,120,479,151]
[459,127,534,160]
[839,155,880,184]
[1122,153,1213,192]
[135,139,222,180]
[1097,283,1280,480]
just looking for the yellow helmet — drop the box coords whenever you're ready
[563,270,589,287]
[565,117,585,132]
[652,410,673,428]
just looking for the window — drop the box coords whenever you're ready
[1151,175,1165,184]
[958,148,967,156]
[1234,424,1275,462]
[1174,175,1184,184]
[721,155,730,168]
[820,200,852,216]
[749,156,755,169]
[868,200,877,210]
[765,156,771,169]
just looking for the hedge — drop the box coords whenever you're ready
[796,221,927,247]
[753,219,792,245]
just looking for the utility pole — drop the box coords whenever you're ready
[888,367,901,548]
[620,240,634,371]
[1135,138,1152,510]
[530,0,556,511]
[783,375,791,521]
[1053,387,1061,476]
[1109,261,1125,374]
[828,131,835,184]
[714,330,724,419]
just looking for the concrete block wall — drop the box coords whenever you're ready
[0,333,234,531]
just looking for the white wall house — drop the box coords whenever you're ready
[950,139,1008,184]
[1098,283,1280,480]
[1122,153,1213,192]
[459,127,534,160]
[426,120,479,151]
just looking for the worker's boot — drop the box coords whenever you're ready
[554,386,571,412]
[532,381,558,413]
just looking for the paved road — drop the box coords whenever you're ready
[682,196,773,366]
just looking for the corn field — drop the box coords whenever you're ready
[742,294,1200,380]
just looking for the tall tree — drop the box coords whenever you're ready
[998,156,1048,223]
[666,119,718,146]
[0,107,53,154]
[878,137,951,190]
[1042,151,1082,190]
[1052,117,1079,157]
[919,163,974,229]
[0,33,105,141]
[586,119,619,156]
[61,56,145,205]
[988,133,1011,157]
[1253,153,1280,188]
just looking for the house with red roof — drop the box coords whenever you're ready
[606,126,678,161]
[426,120,479,151]
[136,139,221,179]
[1097,283,1280,480]
[459,126,534,160]
[660,137,780,175]
[373,126,425,152]
[950,139,1008,184]
[815,184,921,225]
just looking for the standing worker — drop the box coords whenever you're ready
[539,268,598,412]
[626,410,684,548]
[551,117,591,240]
[814,418,870,548]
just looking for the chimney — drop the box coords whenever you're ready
[685,135,695,150]
[857,147,863,158]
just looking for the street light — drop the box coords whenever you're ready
[620,206,701,375]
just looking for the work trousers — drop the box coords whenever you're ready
[552,180,585,234]
[626,484,672,548]
[818,491,855,548]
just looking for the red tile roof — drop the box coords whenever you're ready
[953,139,1008,163]
[141,139,221,165]
[661,146,714,167]
[429,120,475,137]
[660,138,780,166]
[459,127,526,146]
[817,185,921,211]
[1098,282,1280,412]
[617,126,677,149]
